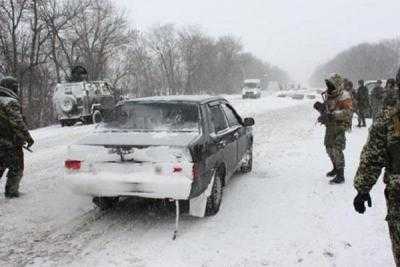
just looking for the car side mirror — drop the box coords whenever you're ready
[243,117,255,127]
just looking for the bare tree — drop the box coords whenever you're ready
[310,41,400,87]
[71,0,129,81]
[0,0,28,76]
[0,2,289,128]
[148,24,182,94]
[39,0,90,82]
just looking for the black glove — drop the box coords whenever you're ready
[313,101,326,114]
[318,113,334,125]
[353,192,372,214]
[27,137,34,148]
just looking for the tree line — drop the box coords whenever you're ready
[0,0,290,129]
[309,38,400,87]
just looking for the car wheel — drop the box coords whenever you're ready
[92,197,119,210]
[205,171,223,216]
[240,147,253,173]
[93,110,102,124]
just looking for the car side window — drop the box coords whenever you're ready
[222,104,241,127]
[101,83,113,96]
[208,104,228,133]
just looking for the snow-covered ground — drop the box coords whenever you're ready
[0,95,394,266]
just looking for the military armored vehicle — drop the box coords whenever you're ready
[53,66,116,127]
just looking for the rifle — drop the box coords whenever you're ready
[313,83,333,125]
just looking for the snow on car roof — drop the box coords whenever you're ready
[244,79,261,83]
[127,95,226,103]
[365,80,387,84]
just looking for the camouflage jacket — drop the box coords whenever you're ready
[354,105,400,193]
[370,86,384,108]
[0,87,32,148]
[384,86,399,107]
[325,90,353,130]
[356,86,370,110]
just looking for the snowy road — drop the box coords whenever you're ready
[0,95,394,266]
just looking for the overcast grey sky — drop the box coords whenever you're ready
[117,0,400,83]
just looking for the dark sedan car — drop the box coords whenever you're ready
[64,95,254,218]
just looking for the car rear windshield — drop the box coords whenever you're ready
[105,102,200,132]
[244,82,259,88]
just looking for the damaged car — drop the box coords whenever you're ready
[64,95,254,220]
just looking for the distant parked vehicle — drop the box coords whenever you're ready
[365,80,387,95]
[53,81,116,127]
[242,79,262,99]
[64,95,255,218]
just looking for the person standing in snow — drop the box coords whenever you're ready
[384,79,398,108]
[0,76,34,198]
[370,80,385,122]
[318,74,352,184]
[356,80,369,127]
[344,80,356,130]
[353,68,400,267]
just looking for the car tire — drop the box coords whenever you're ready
[92,197,119,210]
[205,171,223,216]
[240,147,253,173]
[93,110,102,124]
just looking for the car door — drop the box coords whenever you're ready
[208,103,237,178]
[221,103,247,166]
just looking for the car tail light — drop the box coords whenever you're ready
[65,160,82,170]
[173,164,183,173]
[192,163,199,180]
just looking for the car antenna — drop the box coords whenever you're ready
[173,200,180,240]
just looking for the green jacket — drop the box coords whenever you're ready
[354,105,400,220]
[0,87,33,148]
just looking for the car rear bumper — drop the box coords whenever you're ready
[242,92,261,98]
[59,113,92,121]
[66,171,193,200]
[59,114,81,120]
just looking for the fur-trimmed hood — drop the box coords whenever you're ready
[0,86,19,100]
[325,74,344,98]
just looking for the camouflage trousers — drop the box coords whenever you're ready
[325,126,346,170]
[0,146,24,194]
[388,221,400,267]
[384,174,400,266]
[371,103,383,122]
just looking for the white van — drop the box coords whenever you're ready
[242,79,262,99]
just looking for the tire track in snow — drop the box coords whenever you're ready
[0,96,318,267]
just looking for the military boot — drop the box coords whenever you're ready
[326,166,337,177]
[330,169,345,184]
[5,192,20,198]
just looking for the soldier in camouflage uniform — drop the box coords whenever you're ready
[0,77,34,198]
[370,80,385,122]
[344,80,356,130]
[356,80,370,127]
[384,79,398,108]
[319,74,353,184]
[353,69,400,266]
